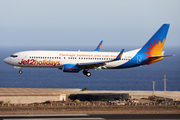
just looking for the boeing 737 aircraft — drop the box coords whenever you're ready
[4,24,170,77]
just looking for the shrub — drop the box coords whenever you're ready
[74,99,80,103]
[82,87,89,91]
[5,102,10,106]
[157,98,164,103]
[44,100,52,104]
[150,96,157,100]
[0,101,4,105]
[68,94,77,100]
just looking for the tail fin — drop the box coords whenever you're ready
[139,24,170,57]
[94,40,103,51]
[138,24,170,64]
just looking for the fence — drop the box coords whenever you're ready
[0,101,179,107]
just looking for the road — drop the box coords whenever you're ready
[0,113,180,120]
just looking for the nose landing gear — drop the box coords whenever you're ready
[13,66,22,74]
[83,69,91,77]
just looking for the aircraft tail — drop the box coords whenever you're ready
[138,24,170,65]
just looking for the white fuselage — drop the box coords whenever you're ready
[4,49,140,69]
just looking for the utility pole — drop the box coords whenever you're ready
[162,74,167,103]
[151,81,156,96]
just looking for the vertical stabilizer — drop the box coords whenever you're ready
[139,24,170,57]
[138,24,170,64]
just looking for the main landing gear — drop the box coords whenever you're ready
[19,70,22,74]
[83,69,91,77]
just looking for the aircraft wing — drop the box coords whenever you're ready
[78,60,109,69]
[78,49,124,69]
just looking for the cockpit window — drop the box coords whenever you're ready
[10,55,18,58]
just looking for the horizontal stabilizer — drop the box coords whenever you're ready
[150,55,174,58]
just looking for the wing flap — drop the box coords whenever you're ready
[78,61,109,69]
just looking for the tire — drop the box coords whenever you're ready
[19,70,22,74]
[83,69,87,75]
[86,72,91,77]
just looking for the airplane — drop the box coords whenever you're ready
[4,24,170,77]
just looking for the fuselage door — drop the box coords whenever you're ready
[23,53,29,66]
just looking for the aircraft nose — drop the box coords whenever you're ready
[4,57,11,64]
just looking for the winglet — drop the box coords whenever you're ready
[113,49,124,61]
[94,40,103,51]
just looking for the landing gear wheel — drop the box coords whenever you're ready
[86,72,91,77]
[19,70,22,74]
[83,69,87,75]
[83,69,91,77]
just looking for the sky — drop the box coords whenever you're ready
[0,0,180,47]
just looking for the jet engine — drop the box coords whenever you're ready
[63,64,80,73]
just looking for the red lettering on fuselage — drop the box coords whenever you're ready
[18,59,60,66]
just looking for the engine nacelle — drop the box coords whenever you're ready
[63,64,80,73]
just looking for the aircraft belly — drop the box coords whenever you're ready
[105,61,127,69]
